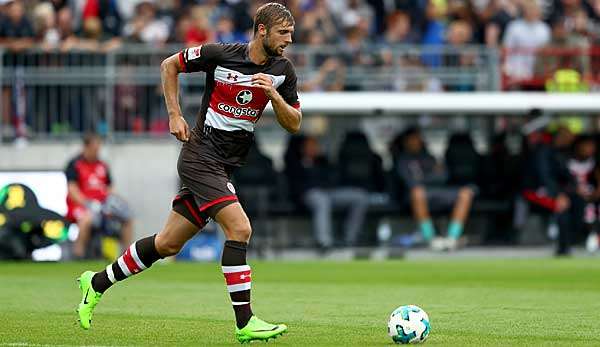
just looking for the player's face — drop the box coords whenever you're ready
[263,22,294,56]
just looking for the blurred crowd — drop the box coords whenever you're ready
[0,0,598,53]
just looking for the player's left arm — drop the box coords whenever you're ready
[252,66,302,134]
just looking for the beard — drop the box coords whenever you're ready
[262,36,282,57]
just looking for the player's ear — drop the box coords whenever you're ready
[257,23,267,37]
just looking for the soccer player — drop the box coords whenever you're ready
[75,3,301,343]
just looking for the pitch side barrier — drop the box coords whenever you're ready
[265,92,600,115]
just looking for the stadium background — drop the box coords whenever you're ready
[1,0,600,250]
[2,0,600,250]
[1,0,600,346]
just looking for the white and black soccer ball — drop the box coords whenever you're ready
[387,305,431,344]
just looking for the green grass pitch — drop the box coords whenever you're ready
[1,258,599,346]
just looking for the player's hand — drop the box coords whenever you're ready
[169,115,190,142]
[252,73,277,99]
[555,193,570,213]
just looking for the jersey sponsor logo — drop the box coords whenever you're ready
[187,45,202,60]
[236,90,253,105]
[217,103,259,118]
[227,73,238,81]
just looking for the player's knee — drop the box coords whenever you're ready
[458,187,474,200]
[77,212,93,229]
[229,224,252,242]
[154,234,183,257]
[411,186,426,201]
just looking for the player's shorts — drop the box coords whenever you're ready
[172,152,239,228]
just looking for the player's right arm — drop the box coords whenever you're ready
[161,53,190,142]
[161,44,223,142]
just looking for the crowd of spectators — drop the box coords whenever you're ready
[1,1,600,73]
[1,0,600,50]
[1,0,599,135]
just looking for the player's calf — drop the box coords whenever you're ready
[91,234,163,294]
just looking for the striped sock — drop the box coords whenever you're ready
[222,240,253,329]
[91,234,162,293]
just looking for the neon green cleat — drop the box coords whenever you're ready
[235,316,288,343]
[76,271,102,330]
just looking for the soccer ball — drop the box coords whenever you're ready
[387,305,431,344]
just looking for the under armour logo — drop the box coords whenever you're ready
[236,90,253,105]
[227,73,238,81]
[240,274,251,280]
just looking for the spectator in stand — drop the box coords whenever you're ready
[81,0,123,38]
[503,1,551,83]
[472,0,521,46]
[297,0,339,44]
[0,0,34,52]
[56,7,78,50]
[32,2,59,50]
[444,20,477,90]
[185,5,214,46]
[382,11,419,45]
[123,0,169,45]
[284,135,369,252]
[390,127,475,250]
[168,13,191,44]
[65,133,133,259]
[215,14,247,44]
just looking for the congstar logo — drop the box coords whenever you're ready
[218,103,258,118]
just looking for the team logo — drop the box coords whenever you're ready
[227,73,238,81]
[236,90,253,105]
[187,45,202,60]
[227,182,236,194]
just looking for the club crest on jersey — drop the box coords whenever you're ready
[236,90,253,105]
[187,46,202,60]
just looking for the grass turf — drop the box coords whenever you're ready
[0,258,599,346]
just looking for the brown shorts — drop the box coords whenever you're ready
[172,151,239,228]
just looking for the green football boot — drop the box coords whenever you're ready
[76,271,102,330]
[235,316,288,343]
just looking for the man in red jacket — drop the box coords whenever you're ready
[65,133,133,258]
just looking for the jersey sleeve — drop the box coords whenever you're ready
[277,61,300,109]
[65,159,78,183]
[178,43,223,73]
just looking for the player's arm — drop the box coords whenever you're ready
[161,44,222,141]
[65,160,88,206]
[252,73,302,134]
[160,53,189,142]
[67,182,89,206]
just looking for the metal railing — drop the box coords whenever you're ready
[0,44,502,140]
